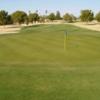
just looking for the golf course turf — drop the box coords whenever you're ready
[0,24,100,100]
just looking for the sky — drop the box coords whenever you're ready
[0,0,100,16]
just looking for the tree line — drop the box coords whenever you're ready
[0,10,100,25]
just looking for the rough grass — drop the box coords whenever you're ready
[0,24,100,100]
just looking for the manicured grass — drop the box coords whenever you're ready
[0,24,100,100]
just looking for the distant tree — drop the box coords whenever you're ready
[63,13,73,23]
[39,16,45,23]
[6,15,13,24]
[45,10,48,19]
[29,10,31,14]
[35,10,38,13]
[29,13,39,23]
[80,10,94,22]
[48,13,56,21]
[71,14,77,21]
[11,11,28,24]
[28,13,34,23]
[0,10,8,25]
[95,12,100,22]
[55,11,61,20]
[33,13,39,23]
[25,17,29,25]
[45,10,48,15]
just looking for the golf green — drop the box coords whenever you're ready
[0,24,100,100]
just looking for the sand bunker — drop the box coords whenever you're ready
[0,25,21,34]
[0,22,100,35]
[69,22,100,32]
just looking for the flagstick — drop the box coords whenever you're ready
[64,31,67,51]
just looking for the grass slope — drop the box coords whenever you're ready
[0,24,100,100]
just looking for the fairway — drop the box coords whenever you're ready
[0,24,100,100]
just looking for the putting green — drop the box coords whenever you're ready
[0,24,100,100]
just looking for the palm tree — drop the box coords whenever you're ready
[29,10,31,14]
[45,10,48,16]
[35,10,38,14]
